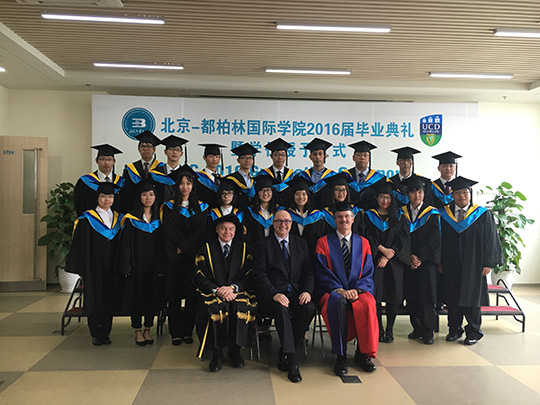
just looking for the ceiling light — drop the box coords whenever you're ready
[429,72,513,79]
[94,63,183,70]
[266,67,351,75]
[494,28,540,38]
[0,67,5,73]
[42,13,165,25]
[276,22,391,33]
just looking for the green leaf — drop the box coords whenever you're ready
[501,182,512,189]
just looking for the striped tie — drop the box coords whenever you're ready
[341,237,351,278]
[223,244,230,258]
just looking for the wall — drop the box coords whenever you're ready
[3,90,540,283]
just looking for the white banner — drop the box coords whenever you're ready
[92,95,478,178]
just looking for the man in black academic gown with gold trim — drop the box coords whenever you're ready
[439,176,502,345]
[194,214,257,372]
[257,138,295,206]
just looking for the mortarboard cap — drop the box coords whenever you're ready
[402,175,426,191]
[375,180,397,196]
[254,174,274,192]
[135,130,161,146]
[217,179,236,193]
[288,175,314,192]
[96,182,121,195]
[447,176,477,191]
[231,143,259,157]
[332,201,355,214]
[160,135,189,149]
[213,213,241,229]
[171,164,199,184]
[391,146,421,160]
[348,140,377,153]
[303,139,332,152]
[432,151,462,165]
[327,172,354,187]
[135,178,156,194]
[92,144,122,157]
[264,138,293,152]
[199,143,226,156]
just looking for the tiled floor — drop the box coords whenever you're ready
[1,286,539,405]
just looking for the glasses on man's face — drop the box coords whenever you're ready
[98,157,115,163]
[139,144,155,150]
[239,156,254,161]
[453,189,470,196]
[272,152,287,158]
[166,147,182,152]
[274,219,292,225]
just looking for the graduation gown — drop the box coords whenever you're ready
[242,206,274,246]
[431,179,454,209]
[345,168,386,210]
[314,232,378,357]
[65,210,123,316]
[362,209,410,303]
[440,203,502,308]
[148,165,177,207]
[121,159,164,213]
[256,167,295,207]
[196,170,221,206]
[193,238,257,359]
[285,208,326,256]
[208,207,246,237]
[118,214,164,316]
[225,171,255,210]
[400,204,441,305]
[298,168,337,209]
[74,172,124,216]
[389,174,434,207]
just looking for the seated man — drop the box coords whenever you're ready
[254,210,316,383]
[315,202,378,376]
[193,214,257,372]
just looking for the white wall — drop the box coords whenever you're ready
[3,90,540,283]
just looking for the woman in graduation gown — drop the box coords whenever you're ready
[66,182,123,346]
[399,175,441,345]
[284,175,326,256]
[320,172,361,234]
[119,179,164,346]
[362,181,410,343]
[208,180,244,223]
[242,175,277,247]
[161,165,209,345]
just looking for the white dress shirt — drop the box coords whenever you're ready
[336,230,352,252]
[95,206,113,228]
[410,202,423,222]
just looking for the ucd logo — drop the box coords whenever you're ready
[420,114,442,147]
[122,107,156,139]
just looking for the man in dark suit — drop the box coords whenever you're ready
[254,210,316,383]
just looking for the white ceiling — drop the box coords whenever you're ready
[1,0,540,102]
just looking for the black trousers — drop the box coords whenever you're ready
[447,304,483,340]
[408,302,437,338]
[131,314,154,329]
[88,313,113,339]
[259,296,315,354]
[168,289,197,339]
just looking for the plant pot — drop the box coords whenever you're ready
[58,267,80,293]
[491,270,515,290]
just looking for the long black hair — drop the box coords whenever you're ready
[330,183,350,204]
[131,189,159,221]
[251,187,277,214]
[173,172,202,216]
[290,187,314,212]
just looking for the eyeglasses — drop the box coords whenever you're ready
[239,156,254,161]
[377,195,392,201]
[259,188,273,193]
[97,157,115,163]
[221,191,234,196]
[274,219,292,224]
[453,189,471,196]
[272,152,287,158]
[166,147,183,152]
[334,187,348,194]
[139,144,155,150]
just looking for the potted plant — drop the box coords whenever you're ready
[38,182,79,292]
[481,182,534,289]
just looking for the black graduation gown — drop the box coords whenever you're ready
[346,167,387,210]
[431,179,454,209]
[224,171,255,210]
[118,214,165,316]
[73,172,124,216]
[121,159,164,213]
[286,208,327,257]
[401,204,441,305]
[242,206,274,247]
[257,167,295,207]
[440,203,502,308]
[193,238,257,359]
[196,170,221,206]
[297,168,337,209]
[149,165,177,207]
[65,210,123,316]
[362,209,410,303]
[389,174,434,207]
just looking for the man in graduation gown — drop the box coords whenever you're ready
[225,143,259,210]
[297,139,337,209]
[440,176,502,345]
[74,144,124,216]
[66,182,123,346]
[315,202,378,376]
[121,130,164,213]
[253,210,316,383]
[196,143,226,206]
[400,175,441,345]
[256,139,295,206]
[194,214,256,372]
[431,151,462,209]
[389,146,432,206]
[344,140,386,210]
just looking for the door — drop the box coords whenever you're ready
[0,136,48,291]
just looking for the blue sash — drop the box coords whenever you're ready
[247,207,274,229]
[122,213,161,233]
[440,204,488,233]
[77,210,123,240]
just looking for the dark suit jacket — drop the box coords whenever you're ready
[253,234,314,303]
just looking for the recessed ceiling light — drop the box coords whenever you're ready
[42,13,165,25]
[94,63,183,70]
[0,67,5,73]
[276,22,391,33]
[494,28,540,38]
[266,67,351,75]
[429,72,513,79]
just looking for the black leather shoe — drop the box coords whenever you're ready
[464,337,477,346]
[228,352,245,368]
[209,355,223,372]
[92,337,102,346]
[101,337,111,345]
[384,332,394,343]
[183,336,194,344]
[354,350,376,372]
[277,348,289,372]
[408,330,421,339]
[445,333,461,342]
[333,355,348,377]
[287,364,302,383]
[172,338,182,346]
[423,336,435,345]
[378,332,385,342]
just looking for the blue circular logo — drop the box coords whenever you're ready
[122,107,156,139]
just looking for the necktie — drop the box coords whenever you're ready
[213,173,220,185]
[105,176,110,183]
[276,170,282,183]
[358,172,366,183]
[341,237,351,278]
[445,184,451,195]
[223,244,230,258]
[457,209,466,222]
[281,240,290,265]
[144,162,149,176]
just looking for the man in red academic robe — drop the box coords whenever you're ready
[315,202,379,377]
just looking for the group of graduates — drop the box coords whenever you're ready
[65,129,502,383]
